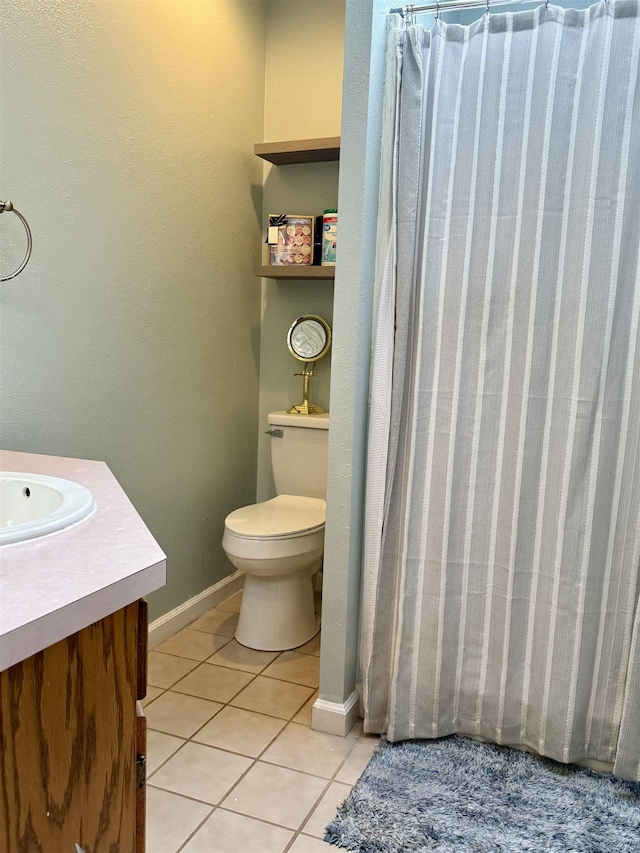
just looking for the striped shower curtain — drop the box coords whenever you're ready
[361,0,640,780]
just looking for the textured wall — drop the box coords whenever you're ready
[319,0,393,705]
[0,0,266,620]
[256,0,345,501]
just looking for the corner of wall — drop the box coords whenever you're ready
[319,0,394,705]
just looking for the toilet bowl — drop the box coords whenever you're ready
[223,495,325,650]
[222,411,329,651]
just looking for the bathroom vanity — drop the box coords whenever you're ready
[0,450,166,853]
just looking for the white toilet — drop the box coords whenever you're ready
[222,411,329,651]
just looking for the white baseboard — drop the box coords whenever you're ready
[148,570,245,648]
[312,690,360,737]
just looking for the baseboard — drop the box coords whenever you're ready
[148,570,245,648]
[312,690,361,737]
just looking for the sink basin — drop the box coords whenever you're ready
[0,472,96,546]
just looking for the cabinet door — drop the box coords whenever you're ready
[0,604,138,852]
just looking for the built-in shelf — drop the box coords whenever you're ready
[255,137,340,276]
[254,137,341,165]
[255,265,335,280]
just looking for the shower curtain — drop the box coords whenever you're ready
[361,0,640,780]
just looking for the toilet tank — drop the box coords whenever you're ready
[268,411,329,500]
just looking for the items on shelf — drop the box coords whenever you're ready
[267,214,315,266]
[266,211,338,267]
[321,209,338,266]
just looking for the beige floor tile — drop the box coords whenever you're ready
[150,741,252,805]
[155,628,231,661]
[293,690,319,727]
[146,729,185,775]
[221,761,327,830]
[347,719,364,738]
[261,651,320,688]
[146,786,211,853]
[294,632,321,656]
[289,833,336,852]
[207,639,279,674]
[335,735,379,785]
[145,690,223,738]
[193,705,286,757]
[147,650,199,688]
[262,722,354,779]
[216,590,243,614]
[181,808,293,853]
[172,662,254,703]
[302,781,351,838]
[230,675,315,720]
[141,685,163,707]
[190,609,239,637]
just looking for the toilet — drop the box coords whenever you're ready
[222,411,329,651]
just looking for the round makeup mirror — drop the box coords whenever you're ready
[286,315,331,415]
[287,315,332,363]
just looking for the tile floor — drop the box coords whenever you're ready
[144,590,378,853]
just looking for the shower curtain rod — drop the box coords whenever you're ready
[393,0,545,17]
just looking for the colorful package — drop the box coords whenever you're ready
[267,214,315,266]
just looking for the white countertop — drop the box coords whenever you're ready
[0,450,166,671]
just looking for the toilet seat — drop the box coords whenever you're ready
[225,495,325,540]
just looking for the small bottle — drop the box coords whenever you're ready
[321,209,338,266]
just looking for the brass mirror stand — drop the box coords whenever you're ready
[286,314,332,415]
[288,362,325,415]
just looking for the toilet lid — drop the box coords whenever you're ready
[225,495,326,539]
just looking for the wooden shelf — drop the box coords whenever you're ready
[255,265,335,280]
[254,137,340,165]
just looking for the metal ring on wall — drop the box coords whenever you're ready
[1,200,33,282]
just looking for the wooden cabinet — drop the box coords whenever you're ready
[0,600,148,853]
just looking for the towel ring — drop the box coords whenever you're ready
[1,200,32,282]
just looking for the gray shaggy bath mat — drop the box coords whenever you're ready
[324,735,640,853]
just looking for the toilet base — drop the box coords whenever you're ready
[235,563,320,652]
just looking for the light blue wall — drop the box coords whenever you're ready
[320,0,395,705]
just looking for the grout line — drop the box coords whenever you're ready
[248,756,340,783]
[151,632,234,650]
[283,737,364,852]
[226,704,313,722]
[173,805,216,853]
[215,805,302,833]
[142,684,169,704]
[145,702,225,742]
[284,778,334,852]
[147,781,217,808]
[168,669,261,707]
[159,625,238,641]
[145,733,189,781]
[258,673,320,688]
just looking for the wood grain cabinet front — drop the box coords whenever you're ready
[0,600,148,853]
